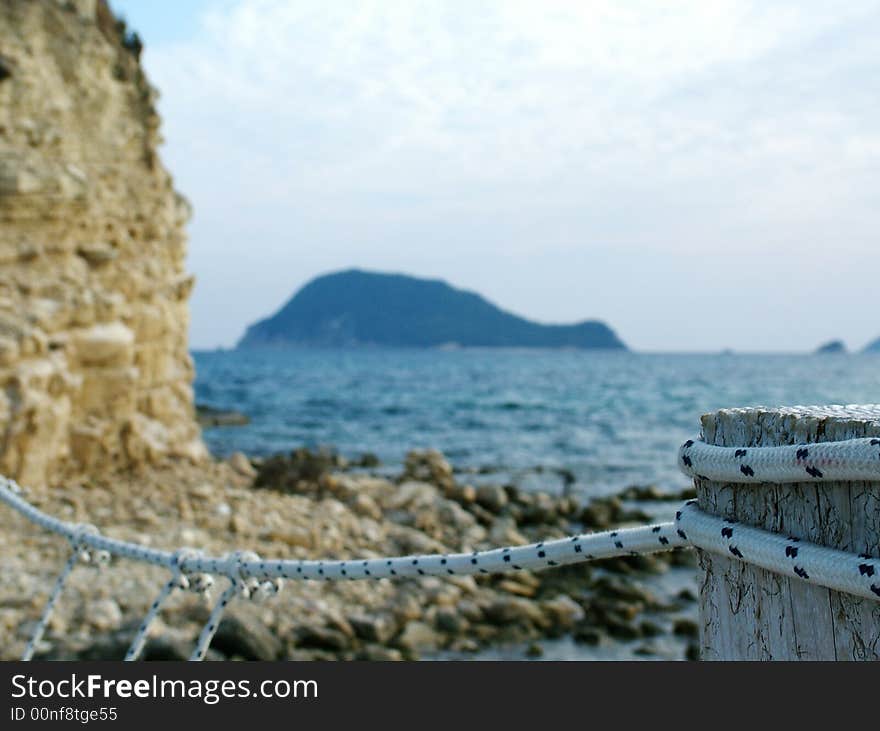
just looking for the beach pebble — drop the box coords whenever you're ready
[603,615,641,640]
[190,483,215,500]
[356,645,403,661]
[88,598,122,632]
[475,484,508,513]
[402,450,455,493]
[520,493,559,525]
[228,452,256,479]
[672,618,700,639]
[573,625,603,645]
[447,483,476,504]
[212,613,283,661]
[455,600,484,623]
[265,525,313,549]
[496,579,536,598]
[488,516,529,547]
[348,613,397,644]
[434,607,468,634]
[295,625,350,652]
[396,621,440,652]
[540,595,585,631]
[483,597,548,628]
[526,642,543,657]
[347,493,382,521]
[392,595,424,623]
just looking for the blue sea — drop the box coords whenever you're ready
[193,350,880,499]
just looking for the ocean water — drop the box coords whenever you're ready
[193,349,880,499]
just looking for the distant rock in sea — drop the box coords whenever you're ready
[864,337,880,353]
[237,269,627,350]
[196,404,250,428]
[815,340,846,354]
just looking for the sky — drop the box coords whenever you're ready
[110,0,880,352]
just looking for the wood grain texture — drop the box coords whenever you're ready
[696,406,880,660]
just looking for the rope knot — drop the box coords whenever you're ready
[222,551,261,598]
[255,578,284,602]
[94,549,112,566]
[2,476,24,496]
[189,573,214,596]
[170,548,202,590]
[177,549,213,597]
[70,523,100,563]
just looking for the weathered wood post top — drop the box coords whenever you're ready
[695,404,880,660]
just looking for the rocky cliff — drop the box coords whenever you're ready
[0,0,205,487]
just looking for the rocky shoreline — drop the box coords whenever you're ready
[0,449,699,661]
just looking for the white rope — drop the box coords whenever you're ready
[20,521,109,661]
[190,581,238,661]
[123,549,202,661]
[0,474,686,580]
[21,549,79,661]
[2,431,880,660]
[675,501,880,601]
[123,574,183,661]
[678,436,880,483]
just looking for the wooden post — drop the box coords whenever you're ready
[695,405,880,660]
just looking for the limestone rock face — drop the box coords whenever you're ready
[0,0,206,486]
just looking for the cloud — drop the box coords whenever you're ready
[139,0,880,349]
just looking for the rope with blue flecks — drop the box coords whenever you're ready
[2,434,880,661]
[677,436,880,484]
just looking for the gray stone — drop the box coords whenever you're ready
[348,613,397,644]
[396,621,440,652]
[295,625,350,652]
[573,625,603,645]
[434,607,467,634]
[212,613,282,661]
[540,595,585,631]
[355,645,403,661]
[475,484,508,513]
[483,597,548,628]
[672,618,699,639]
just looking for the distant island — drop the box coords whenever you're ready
[815,340,846,354]
[237,269,627,350]
[864,337,880,353]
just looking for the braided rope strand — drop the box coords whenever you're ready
[21,549,79,661]
[0,475,684,579]
[124,548,210,661]
[679,437,880,483]
[190,582,238,661]
[124,574,184,661]
[675,501,880,601]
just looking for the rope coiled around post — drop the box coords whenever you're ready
[2,433,880,661]
[678,436,880,483]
